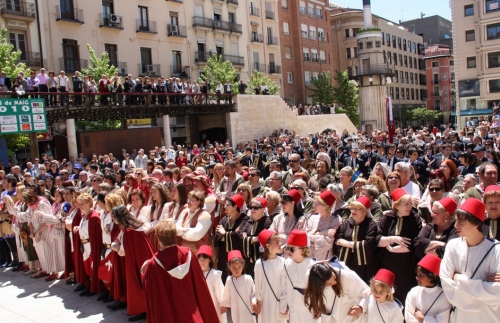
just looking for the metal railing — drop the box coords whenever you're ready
[99,13,123,29]
[193,16,214,29]
[195,51,212,63]
[169,0,183,2]
[223,54,244,65]
[250,32,263,43]
[167,24,187,37]
[136,20,157,33]
[59,58,88,73]
[0,0,35,18]
[268,64,281,74]
[18,51,41,66]
[138,64,161,76]
[249,7,260,16]
[55,6,83,23]
[347,65,394,78]
[320,59,327,64]
[230,22,242,33]
[265,10,275,19]
[171,66,189,78]
[267,36,278,45]
[311,57,319,63]
[318,35,326,42]
[227,0,238,5]
[252,63,266,72]
[303,55,310,62]
[213,20,231,31]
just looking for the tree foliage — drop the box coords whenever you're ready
[409,107,443,123]
[332,70,360,126]
[198,53,238,93]
[0,28,30,80]
[81,44,117,81]
[246,70,280,95]
[306,71,335,104]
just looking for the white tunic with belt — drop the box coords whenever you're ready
[358,294,404,323]
[204,268,227,323]
[254,256,287,323]
[404,285,451,323]
[221,274,256,323]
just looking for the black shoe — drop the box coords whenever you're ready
[97,291,109,301]
[86,292,96,297]
[12,263,24,272]
[103,297,114,303]
[66,279,76,285]
[79,287,90,297]
[128,313,146,322]
[74,284,86,292]
[7,261,19,268]
[107,300,126,310]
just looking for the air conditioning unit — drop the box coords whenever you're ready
[110,14,121,24]
[119,67,127,74]
[169,25,179,35]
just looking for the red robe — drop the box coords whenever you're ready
[110,224,127,302]
[87,211,103,294]
[72,209,89,286]
[141,246,220,323]
[123,228,154,316]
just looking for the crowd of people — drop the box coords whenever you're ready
[0,121,499,323]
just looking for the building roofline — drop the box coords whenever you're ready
[329,7,401,27]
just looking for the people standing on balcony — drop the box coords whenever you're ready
[215,81,223,104]
[110,76,123,106]
[192,81,201,104]
[201,79,210,104]
[156,78,164,105]
[260,82,269,95]
[46,71,58,107]
[99,75,110,106]
[238,80,247,94]
[57,71,70,107]
[26,71,39,98]
[72,71,83,106]
[224,80,232,104]
[175,78,185,104]
[37,68,48,106]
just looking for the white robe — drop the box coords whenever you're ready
[440,237,500,323]
[321,263,368,323]
[221,274,256,323]
[254,257,288,323]
[358,294,404,323]
[404,285,451,323]
[280,257,316,322]
[204,269,227,323]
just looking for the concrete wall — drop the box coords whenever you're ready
[227,95,357,145]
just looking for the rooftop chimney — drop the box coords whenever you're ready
[363,0,373,28]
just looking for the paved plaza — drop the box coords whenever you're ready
[0,268,144,323]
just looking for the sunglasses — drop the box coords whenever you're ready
[248,174,257,177]
[388,176,399,180]
[91,179,100,182]
[248,206,263,210]
[286,246,297,253]
[429,187,442,192]
[198,254,210,259]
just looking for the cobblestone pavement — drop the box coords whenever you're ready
[0,268,145,323]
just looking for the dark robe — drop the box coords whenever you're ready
[142,246,220,323]
[376,210,422,301]
[72,209,89,286]
[483,218,500,240]
[240,215,272,277]
[87,211,103,294]
[334,217,379,283]
[123,228,154,316]
[110,224,126,302]
[214,213,249,282]
[414,222,458,259]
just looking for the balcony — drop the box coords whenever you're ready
[268,64,281,74]
[303,55,310,62]
[227,0,238,5]
[18,51,41,67]
[0,0,35,20]
[230,22,242,34]
[117,62,128,75]
[167,24,187,37]
[311,57,319,63]
[320,59,327,64]
[59,58,88,73]
[250,32,263,43]
[138,64,161,76]
[56,6,84,24]
[136,20,157,34]
[171,66,190,78]
[252,63,266,73]
[265,10,275,19]
[99,13,123,29]
[249,7,260,16]
[193,16,214,29]
[347,64,394,79]
[433,91,440,97]
[168,0,183,2]
[195,51,214,63]
[267,36,278,46]
[300,6,306,15]
[223,54,244,66]
[213,20,231,32]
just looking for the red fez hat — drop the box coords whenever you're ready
[373,269,395,287]
[417,254,441,276]
[256,197,268,208]
[228,250,243,262]
[391,188,409,202]
[287,229,309,247]
[319,190,336,207]
[484,185,500,194]
[459,198,485,222]
[197,245,213,258]
[287,190,302,204]
[230,194,244,209]
[258,229,275,248]
[356,196,371,209]
[436,197,457,215]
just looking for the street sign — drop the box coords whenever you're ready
[0,98,47,134]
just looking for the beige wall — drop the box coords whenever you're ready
[227,95,357,145]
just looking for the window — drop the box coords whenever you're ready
[464,4,474,16]
[404,55,408,67]
[396,87,400,99]
[393,52,398,65]
[486,0,500,13]
[376,41,381,48]
[305,71,311,85]
[281,0,288,10]
[416,89,419,100]
[320,50,326,62]
[387,51,392,64]
[346,48,352,59]
[318,29,325,41]
[410,73,414,84]
[450,60,454,65]
[414,58,417,69]
[392,36,396,48]
[301,24,308,38]
[489,51,500,68]
[400,71,404,82]
[353,28,360,36]
[403,39,407,51]
[467,56,477,68]
[138,6,149,31]
[398,37,402,50]
[9,32,26,58]
[366,41,373,49]
[311,49,318,62]
[399,54,403,66]
[283,22,289,35]
[490,79,500,92]
[383,50,386,63]
[299,0,306,14]
[405,72,409,83]
[411,89,415,100]
[409,57,413,68]
[435,100,441,110]
[303,48,310,61]
[487,23,500,40]
[62,39,80,72]
[358,42,363,50]
[285,46,291,59]
[172,51,182,73]
[309,26,316,40]
[308,4,314,17]
[287,72,293,83]
[382,32,385,45]
[394,70,398,82]
[104,44,118,67]
[451,72,455,81]
[406,88,410,100]
[102,0,114,24]
[316,7,322,19]
[433,73,439,84]
[412,42,416,54]
[408,40,412,52]
[415,73,419,85]
[140,47,152,74]
[353,47,357,58]
[345,28,350,38]
[390,87,394,98]
[466,30,475,42]
[386,33,391,46]
[432,61,439,67]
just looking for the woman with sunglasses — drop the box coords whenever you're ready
[338,167,355,202]
[269,190,303,255]
[418,179,447,224]
[236,183,253,215]
[240,197,272,277]
[376,188,422,301]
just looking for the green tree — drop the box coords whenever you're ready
[306,71,335,104]
[81,44,117,81]
[246,70,280,95]
[409,107,443,123]
[198,53,238,93]
[0,27,30,80]
[332,70,360,126]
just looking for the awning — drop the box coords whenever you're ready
[451,108,493,116]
